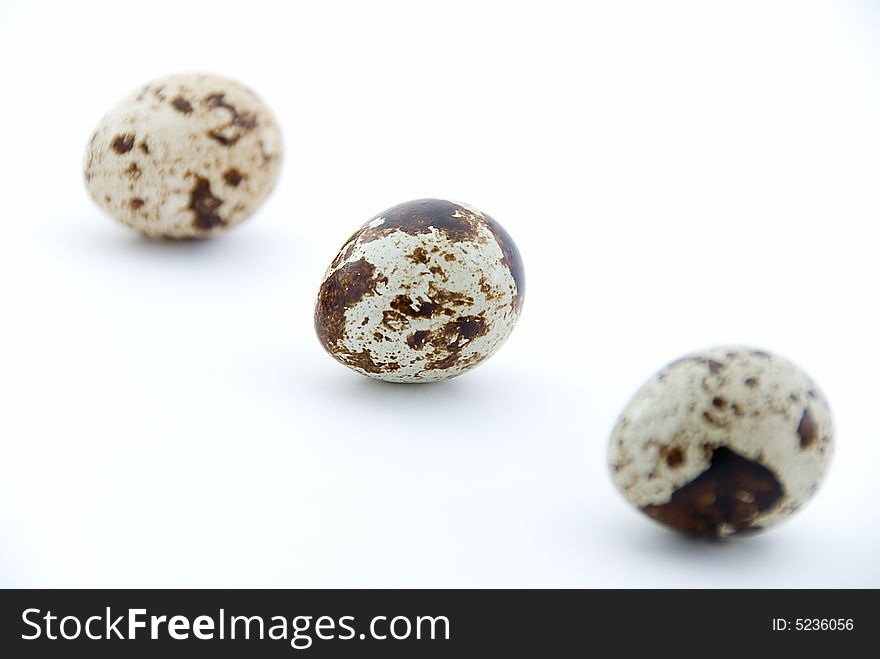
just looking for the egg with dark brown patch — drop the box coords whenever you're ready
[83,73,282,239]
[315,199,525,382]
[609,347,833,538]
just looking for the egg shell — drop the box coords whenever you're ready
[608,347,834,538]
[83,73,282,239]
[315,199,525,382]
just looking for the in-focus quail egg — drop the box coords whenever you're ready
[83,72,282,239]
[608,347,833,538]
[315,198,525,382]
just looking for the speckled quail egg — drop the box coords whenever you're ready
[315,199,525,382]
[83,73,282,239]
[608,347,833,538]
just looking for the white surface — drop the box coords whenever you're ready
[0,0,878,588]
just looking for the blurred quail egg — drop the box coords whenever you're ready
[315,198,525,382]
[608,347,833,538]
[83,72,282,239]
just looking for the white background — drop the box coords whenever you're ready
[1,0,878,588]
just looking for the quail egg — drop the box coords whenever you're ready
[608,347,833,538]
[315,199,525,382]
[83,72,282,239]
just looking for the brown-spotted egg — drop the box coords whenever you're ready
[83,73,282,239]
[609,347,834,538]
[315,199,525,382]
